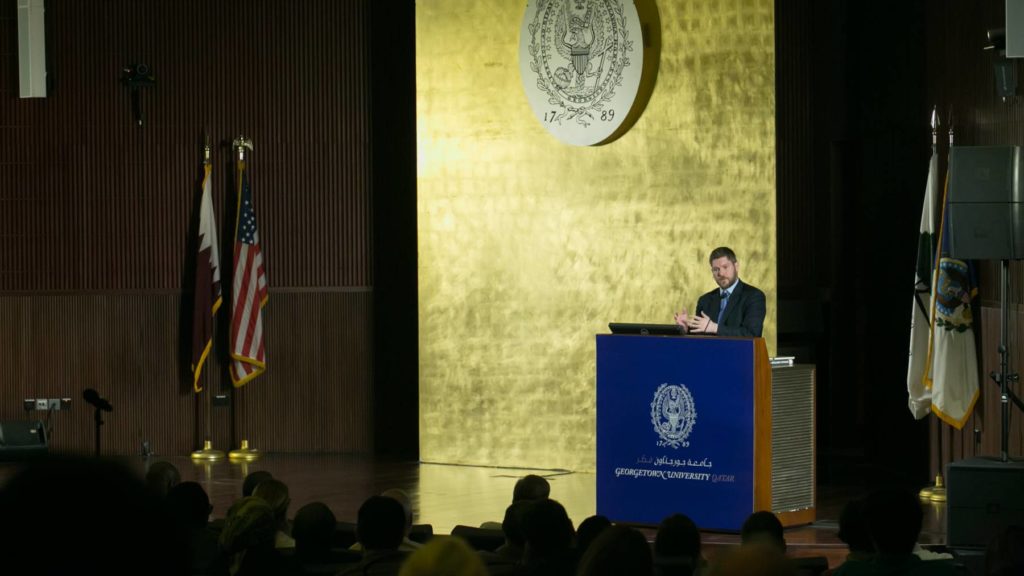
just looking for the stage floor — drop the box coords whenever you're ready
[0,454,947,568]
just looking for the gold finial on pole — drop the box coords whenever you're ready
[948,110,955,147]
[233,136,254,162]
[203,133,212,165]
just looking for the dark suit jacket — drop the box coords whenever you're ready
[694,280,766,338]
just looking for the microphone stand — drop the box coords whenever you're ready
[989,259,1024,462]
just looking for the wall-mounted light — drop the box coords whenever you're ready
[120,64,155,126]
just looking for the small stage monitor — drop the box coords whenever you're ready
[608,323,685,336]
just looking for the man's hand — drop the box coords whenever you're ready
[673,309,690,333]
[687,312,718,334]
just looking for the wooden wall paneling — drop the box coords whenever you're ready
[0,297,32,424]
[0,0,376,455]
[0,292,374,455]
[0,0,373,293]
[774,0,844,484]
[0,294,193,456]
[233,291,374,454]
[775,0,816,293]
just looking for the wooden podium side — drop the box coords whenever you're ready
[754,339,773,517]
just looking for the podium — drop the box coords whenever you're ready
[596,334,815,531]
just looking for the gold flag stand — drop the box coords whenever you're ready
[192,439,226,461]
[919,474,947,502]
[230,439,260,462]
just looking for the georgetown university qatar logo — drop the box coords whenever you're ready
[651,383,697,449]
[519,0,644,146]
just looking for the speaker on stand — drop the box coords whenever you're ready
[945,145,1024,549]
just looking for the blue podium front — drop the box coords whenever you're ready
[596,334,767,531]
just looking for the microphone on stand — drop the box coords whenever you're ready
[82,389,113,412]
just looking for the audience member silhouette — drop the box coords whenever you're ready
[145,459,182,499]
[0,456,190,575]
[740,511,786,553]
[398,536,489,576]
[514,474,552,502]
[242,470,274,497]
[482,474,552,531]
[655,513,702,576]
[167,481,223,576]
[350,489,423,553]
[865,489,923,556]
[833,489,959,576]
[292,502,336,559]
[382,488,423,551]
[494,501,531,562]
[575,515,612,564]
[824,499,873,576]
[521,498,576,576]
[576,525,654,576]
[290,501,359,575]
[219,496,284,576]
[252,478,295,549]
[339,495,409,576]
[201,469,273,536]
[741,510,831,576]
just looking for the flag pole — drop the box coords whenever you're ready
[926,119,957,504]
[229,135,261,463]
[193,137,225,462]
[920,107,943,501]
[192,356,226,459]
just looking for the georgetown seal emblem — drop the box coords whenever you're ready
[519,0,645,146]
[934,257,974,333]
[651,383,697,449]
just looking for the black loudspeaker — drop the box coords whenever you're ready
[0,420,48,460]
[947,457,1024,548]
[947,146,1024,260]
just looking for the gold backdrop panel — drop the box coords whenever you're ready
[417,0,775,471]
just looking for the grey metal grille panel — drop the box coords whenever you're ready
[771,366,815,512]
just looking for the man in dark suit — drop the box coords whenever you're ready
[673,246,766,337]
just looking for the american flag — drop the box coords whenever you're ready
[229,160,268,386]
